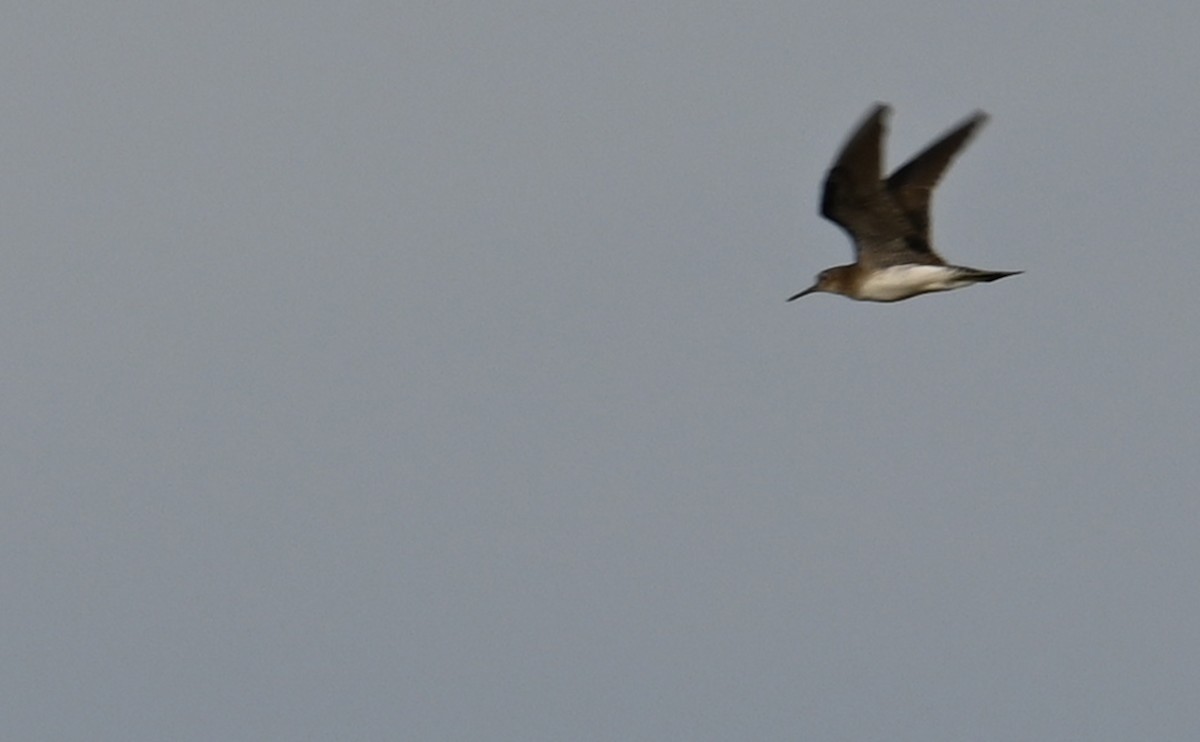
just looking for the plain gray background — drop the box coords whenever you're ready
[4,3,1199,740]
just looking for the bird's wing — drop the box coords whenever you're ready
[820,104,938,268]
[884,110,988,260]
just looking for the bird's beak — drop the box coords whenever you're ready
[786,284,819,302]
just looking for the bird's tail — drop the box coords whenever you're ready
[965,269,1023,283]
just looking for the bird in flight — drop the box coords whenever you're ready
[788,103,1021,302]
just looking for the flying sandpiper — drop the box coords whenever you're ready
[788,103,1021,303]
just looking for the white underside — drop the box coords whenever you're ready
[856,264,974,302]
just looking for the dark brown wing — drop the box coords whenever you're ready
[820,104,940,268]
[885,111,988,257]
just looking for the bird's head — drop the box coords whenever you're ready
[786,266,851,301]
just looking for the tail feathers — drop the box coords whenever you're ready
[965,269,1022,283]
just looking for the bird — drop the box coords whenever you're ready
[787,103,1021,303]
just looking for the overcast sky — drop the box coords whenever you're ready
[3,2,1199,740]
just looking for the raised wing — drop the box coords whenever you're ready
[886,111,988,250]
[820,104,941,268]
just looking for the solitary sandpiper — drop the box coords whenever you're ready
[788,104,1021,303]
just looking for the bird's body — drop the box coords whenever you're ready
[820,263,1019,303]
[788,104,1021,303]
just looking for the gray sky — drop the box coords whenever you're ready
[4,2,1199,740]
